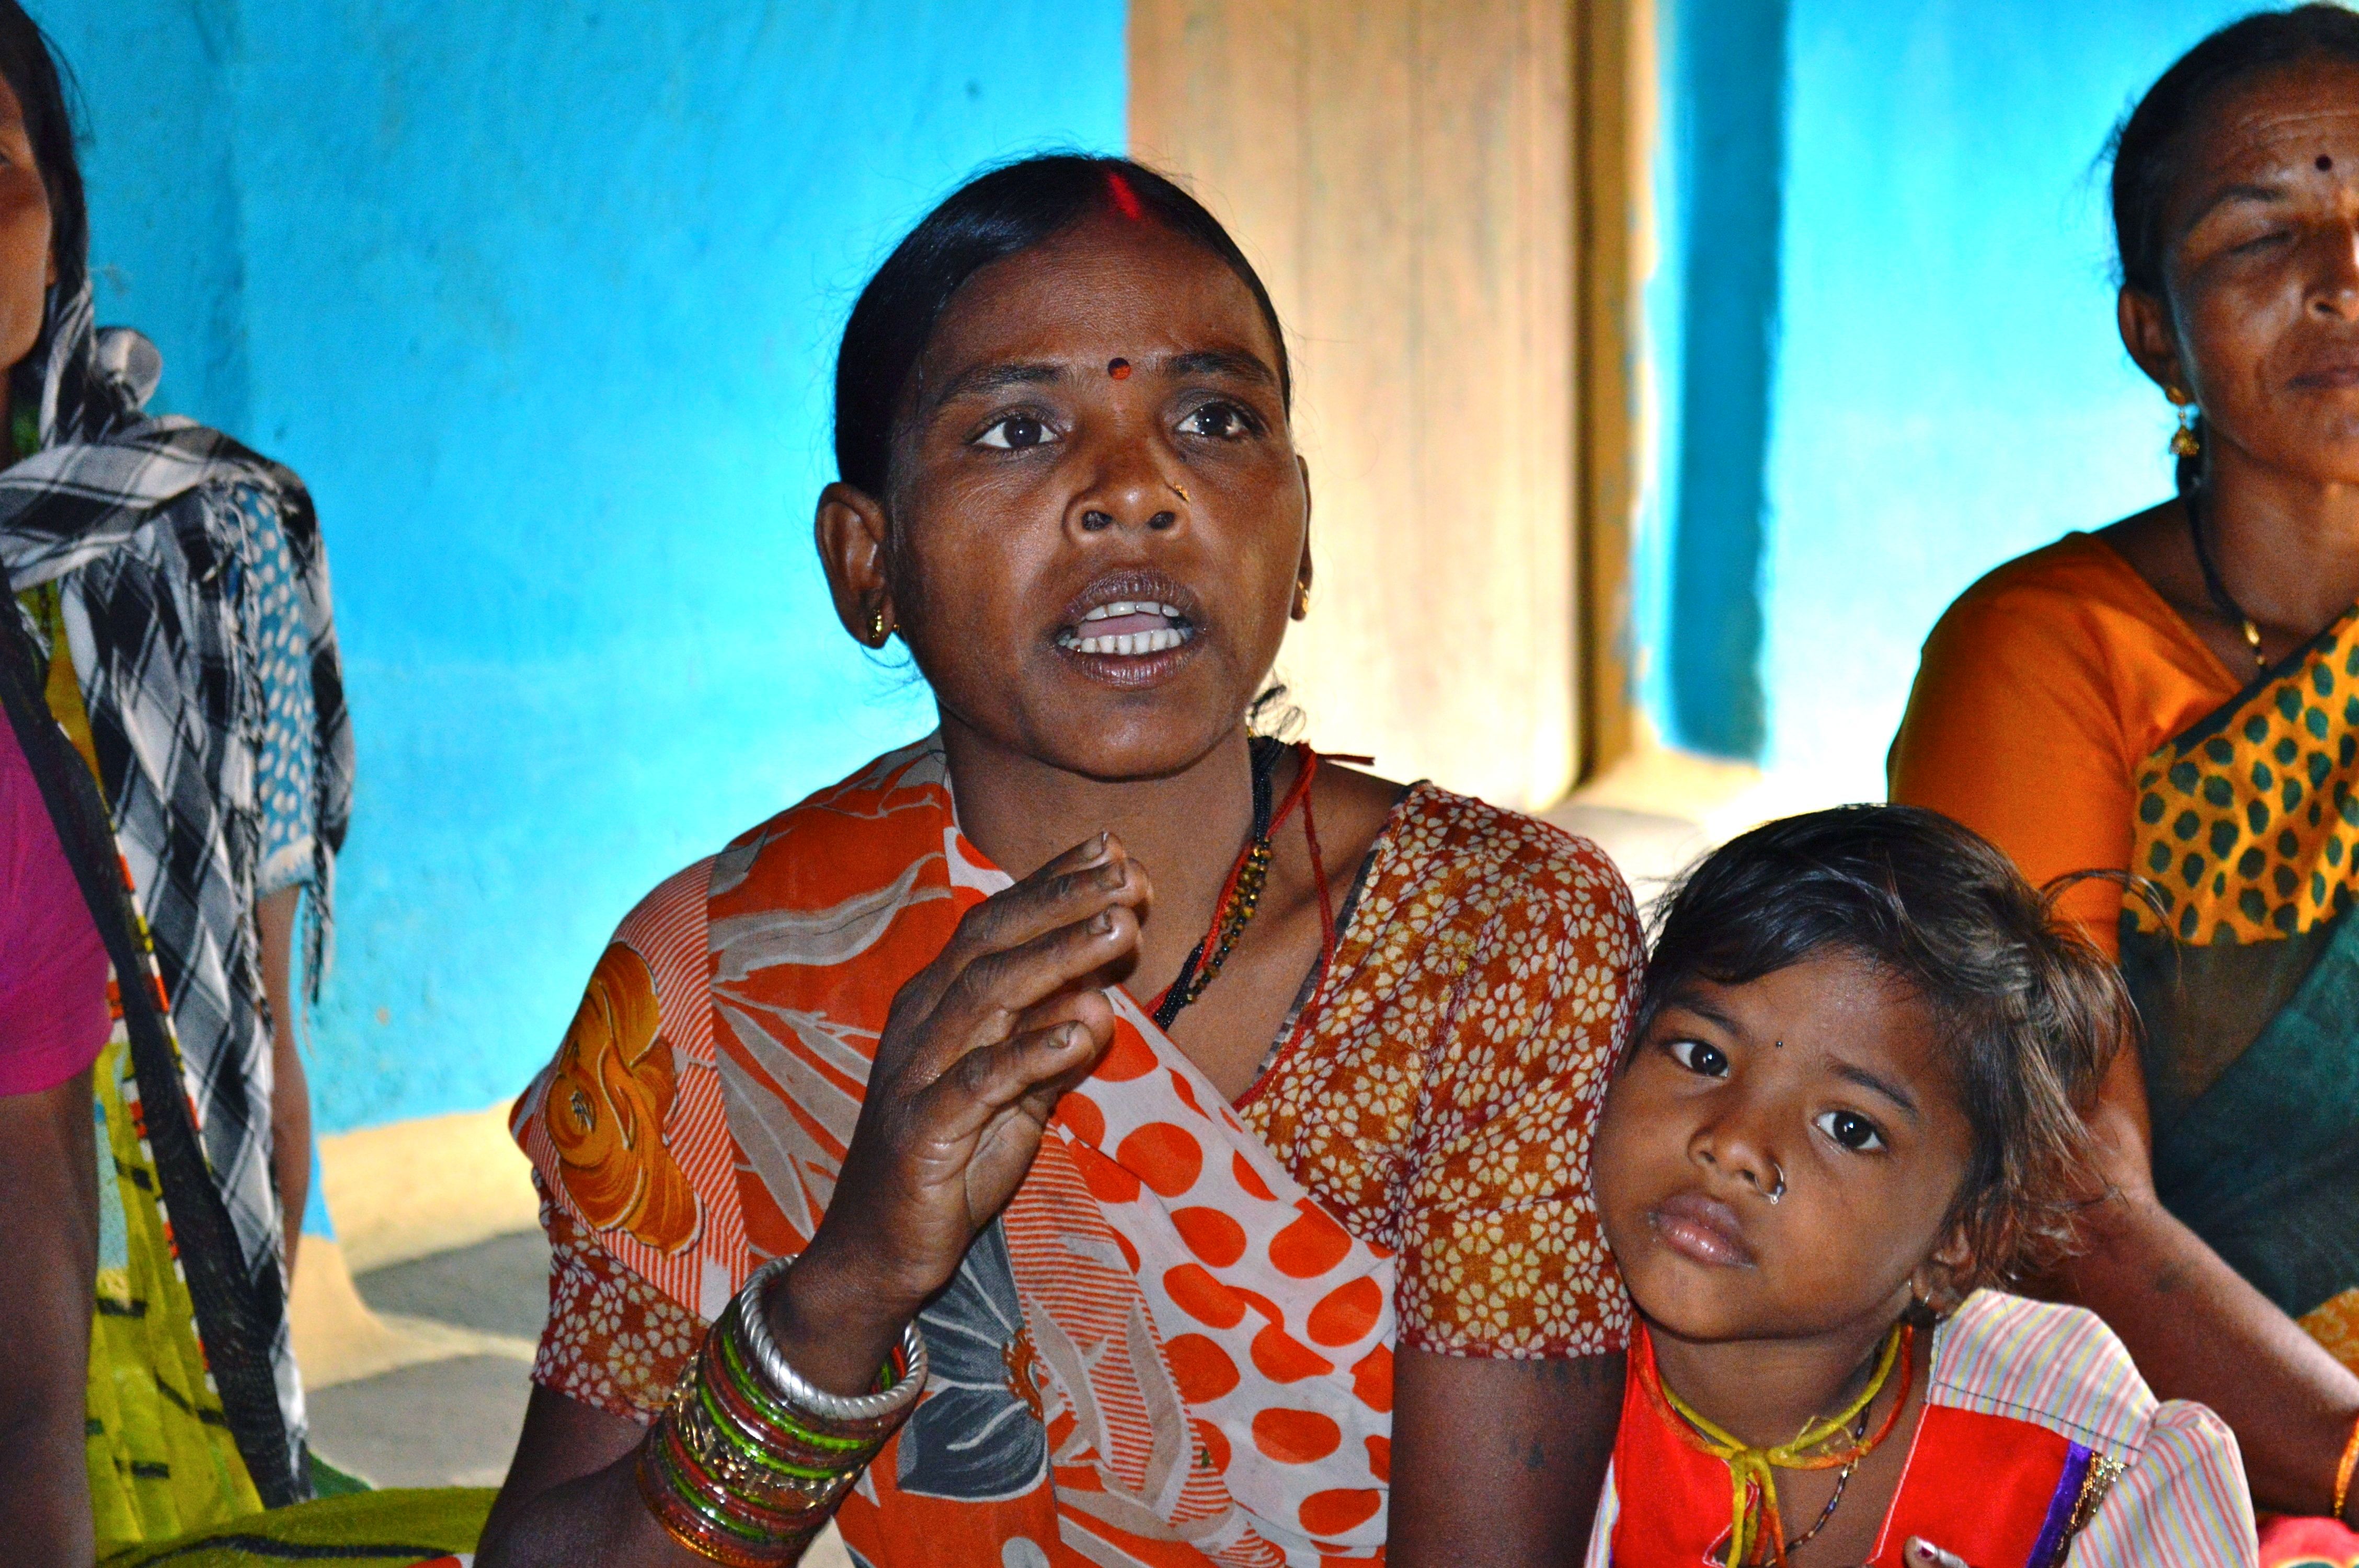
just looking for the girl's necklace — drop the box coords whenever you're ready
[1644,1320,1916,1568]
[1778,1408,1871,1557]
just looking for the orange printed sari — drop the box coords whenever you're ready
[517,740,1637,1566]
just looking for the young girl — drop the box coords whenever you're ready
[1588,806,2254,1566]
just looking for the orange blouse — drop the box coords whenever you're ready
[1887,532,2240,958]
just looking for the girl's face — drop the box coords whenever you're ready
[2124,59,2359,487]
[829,212,1309,782]
[1591,950,1978,1347]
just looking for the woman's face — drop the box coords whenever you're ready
[2128,60,2359,486]
[1591,951,1977,1347]
[0,74,49,378]
[833,213,1309,782]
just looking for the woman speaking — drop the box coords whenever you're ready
[479,156,1641,1567]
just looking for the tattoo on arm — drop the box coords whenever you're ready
[1537,1352,1623,1390]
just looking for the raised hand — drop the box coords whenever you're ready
[763,832,1150,1393]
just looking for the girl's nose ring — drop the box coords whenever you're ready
[1764,1162,1787,1205]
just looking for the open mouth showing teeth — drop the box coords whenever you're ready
[1056,601,1194,656]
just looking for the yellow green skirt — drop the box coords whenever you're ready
[100,1489,494,1567]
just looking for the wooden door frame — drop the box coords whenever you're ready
[1575,0,1652,787]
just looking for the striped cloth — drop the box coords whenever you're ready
[1585,1290,2255,1566]
[0,280,352,1502]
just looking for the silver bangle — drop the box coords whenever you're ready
[735,1253,929,1426]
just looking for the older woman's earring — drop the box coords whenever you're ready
[2168,386,2202,458]
[1291,583,1311,620]
[868,607,890,645]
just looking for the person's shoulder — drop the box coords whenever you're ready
[595,747,933,1015]
[1945,1289,2261,1560]
[1380,783,1636,929]
[1929,1289,2159,1458]
[608,739,946,972]
[1932,533,2160,641]
[612,855,719,967]
[1908,532,2207,737]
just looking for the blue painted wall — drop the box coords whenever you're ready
[45,0,1125,1133]
[1641,0,2260,797]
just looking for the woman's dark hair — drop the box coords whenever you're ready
[833,154,1290,501]
[1634,805,2133,1296]
[0,2,84,303]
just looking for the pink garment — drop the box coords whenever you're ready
[2260,1513,2359,1565]
[0,713,108,1095]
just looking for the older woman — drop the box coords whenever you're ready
[1892,5,2359,1551]
[479,156,1640,1567]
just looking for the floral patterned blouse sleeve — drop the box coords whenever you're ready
[1240,787,1643,1361]
[532,1186,704,1423]
[516,855,736,1424]
[1389,797,1642,1358]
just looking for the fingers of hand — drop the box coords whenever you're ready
[932,904,1138,1059]
[949,835,1150,964]
[1906,1540,1972,1568]
[930,1021,1104,1127]
[1013,985,1118,1042]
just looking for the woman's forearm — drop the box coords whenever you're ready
[1387,1347,1622,1566]
[2059,1185,2359,1515]
[479,1443,695,1567]
[480,1248,920,1567]
[0,1069,100,1567]
[257,886,307,1273]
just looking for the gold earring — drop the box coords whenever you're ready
[868,607,889,645]
[1291,583,1310,619]
[2167,386,2202,459]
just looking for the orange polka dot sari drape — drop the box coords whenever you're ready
[516,740,1639,1566]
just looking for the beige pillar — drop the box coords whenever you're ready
[1131,1,1580,810]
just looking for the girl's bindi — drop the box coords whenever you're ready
[2321,154,2337,172]
[1108,358,1132,381]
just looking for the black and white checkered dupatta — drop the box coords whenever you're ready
[0,282,352,1497]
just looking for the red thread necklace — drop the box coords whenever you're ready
[1149,737,1337,1036]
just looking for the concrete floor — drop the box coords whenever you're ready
[308,1232,546,1490]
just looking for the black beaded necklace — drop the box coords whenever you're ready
[2186,482,2269,673]
[1151,735,1287,1031]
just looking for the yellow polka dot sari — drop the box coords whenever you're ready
[2122,606,2359,1362]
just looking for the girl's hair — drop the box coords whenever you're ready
[0,2,84,303]
[833,154,1291,501]
[1635,805,2133,1295]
